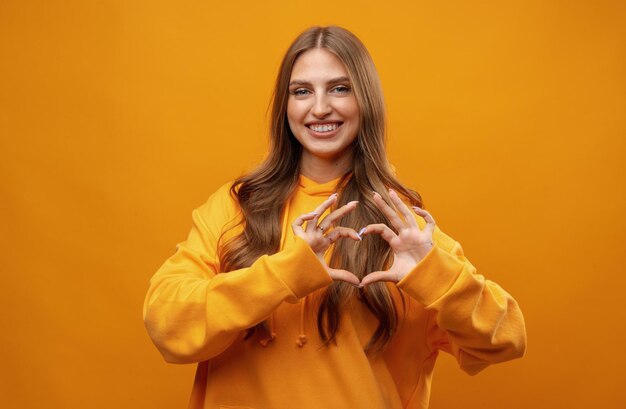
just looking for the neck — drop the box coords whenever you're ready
[299,150,353,184]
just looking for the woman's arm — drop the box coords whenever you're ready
[360,188,526,374]
[143,184,332,364]
[398,234,527,374]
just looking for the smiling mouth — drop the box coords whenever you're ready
[307,122,342,133]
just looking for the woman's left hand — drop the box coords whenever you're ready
[359,189,436,286]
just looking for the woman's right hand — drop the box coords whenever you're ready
[292,193,361,286]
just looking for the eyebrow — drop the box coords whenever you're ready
[288,76,351,87]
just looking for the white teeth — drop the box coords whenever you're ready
[309,123,339,132]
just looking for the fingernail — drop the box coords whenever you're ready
[372,191,381,198]
[358,227,366,236]
[330,193,338,199]
[389,188,396,195]
[347,200,359,206]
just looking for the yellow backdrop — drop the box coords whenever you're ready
[1,0,624,408]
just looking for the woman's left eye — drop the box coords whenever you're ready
[332,85,350,93]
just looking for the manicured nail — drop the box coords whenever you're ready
[372,191,381,198]
[357,227,367,237]
[347,200,359,206]
[330,193,338,199]
[389,188,396,195]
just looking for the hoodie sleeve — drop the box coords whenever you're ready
[143,183,332,364]
[397,227,527,375]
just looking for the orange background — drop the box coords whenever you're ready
[1,1,625,408]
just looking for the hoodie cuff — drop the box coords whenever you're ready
[397,244,465,306]
[271,236,332,300]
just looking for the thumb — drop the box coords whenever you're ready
[360,270,396,287]
[328,268,361,286]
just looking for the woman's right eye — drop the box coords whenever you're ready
[291,88,311,96]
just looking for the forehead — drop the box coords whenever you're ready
[289,48,350,81]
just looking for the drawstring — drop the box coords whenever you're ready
[259,314,276,347]
[296,296,308,347]
[259,187,317,349]
[259,197,290,348]
[258,299,310,348]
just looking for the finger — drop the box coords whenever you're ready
[389,189,418,228]
[318,201,358,231]
[359,223,398,243]
[311,193,338,216]
[412,207,436,235]
[325,226,361,243]
[372,191,405,231]
[360,270,397,286]
[305,213,320,233]
[328,268,361,286]
[292,212,318,235]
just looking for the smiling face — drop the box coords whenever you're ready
[287,48,360,178]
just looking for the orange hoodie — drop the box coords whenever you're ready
[143,175,526,409]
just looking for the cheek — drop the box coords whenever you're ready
[286,101,304,126]
[343,100,360,140]
[338,97,360,120]
[286,101,295,123]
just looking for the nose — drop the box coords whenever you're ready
[311,93,332,118]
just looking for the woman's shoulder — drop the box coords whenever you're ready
[210,180,237,200]
[193,180,241,231]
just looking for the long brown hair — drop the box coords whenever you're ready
[218,26,422,352]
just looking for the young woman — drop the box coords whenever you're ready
[144,26,526,409]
